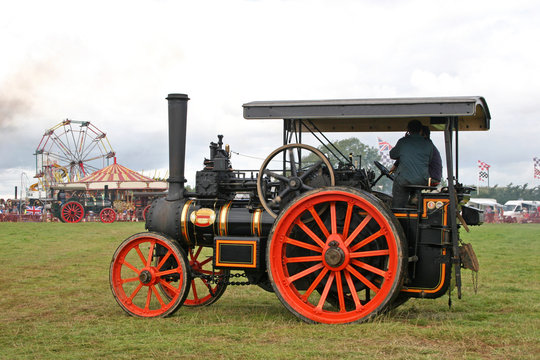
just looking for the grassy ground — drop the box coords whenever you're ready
[0,222,538,359]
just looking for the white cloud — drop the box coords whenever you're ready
[1,0,540,199]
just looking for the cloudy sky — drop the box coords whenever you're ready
[1,0,539,199]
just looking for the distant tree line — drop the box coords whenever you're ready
[302,137,392,192]
[474,184,540,204]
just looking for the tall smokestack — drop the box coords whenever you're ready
[166,94,189,201]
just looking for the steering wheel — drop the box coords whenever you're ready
[257,143,335,218]
[374,160,394,180]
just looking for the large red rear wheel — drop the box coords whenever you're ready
[60,201,84,223]
[100,208,116,223]
[110,232,191,317]
[267,187,406,324]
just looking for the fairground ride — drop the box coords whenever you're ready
[34,119,115,195]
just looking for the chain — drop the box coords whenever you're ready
[192,270,251,286]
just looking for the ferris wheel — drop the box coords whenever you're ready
[34,119,115,193]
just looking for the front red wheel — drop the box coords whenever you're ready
[110,232,191,317]
[100,208,116,223]
[267,187,406,324]
[61,201,84,223]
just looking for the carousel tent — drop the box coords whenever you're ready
[77,159,167,190]
[54,159,167,191]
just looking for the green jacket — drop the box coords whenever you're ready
[389,133,432,184]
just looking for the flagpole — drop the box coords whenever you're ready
[477,172,480,196]
[477,161,480,196]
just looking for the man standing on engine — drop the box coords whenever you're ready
[422,125,443,186]
[389,120,432,208]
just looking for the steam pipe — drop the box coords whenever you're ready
[166,93,190,201]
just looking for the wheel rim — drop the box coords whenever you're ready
[61,202,84,223]
[142,205,151,221]
[156,246,229,306]
[268,188,405,324]
[100,208,116,223]
[110,233,190,317]
[257,143,335,218]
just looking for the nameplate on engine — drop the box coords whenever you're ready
[214,237,260,269]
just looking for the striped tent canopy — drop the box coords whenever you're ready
[72,158,167,190]
[80,161,153,183]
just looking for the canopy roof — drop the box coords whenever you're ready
[243,96,490,132]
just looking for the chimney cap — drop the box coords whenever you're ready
[166,93,189,100]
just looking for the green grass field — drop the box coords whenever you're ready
[0,222,538,359]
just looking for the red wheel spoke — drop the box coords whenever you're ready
[335,271,346,312]
[302,267,329,300]
[198,257,213,267]
[128,283,143,301]
[158,278,180,296]
[344,214,372,247]
[146,241,155,267]
[350,249,390,258]
[342,202,353,238]
[308,207,330,238]
[296,219,326,248]
[121,276,139,284]
[198,269,215,275]
[144,287,152,310]
[285,237,323,253]
[349,230,384,252]
[156,251,172,269]
[346,265,380,293]
[122,260,139,274]
[190,280,199,301]
[316,271,335,310]
[135,245,147,267]
[151,285,165,307]
[156,267,180,277]
[193,246,203,260]
[330,202,337,234]
[288,262,325,284]
[344,270,363,310]
[284,255,323,264]
[351,259,387,277]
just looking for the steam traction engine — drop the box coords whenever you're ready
[110,94,489,323]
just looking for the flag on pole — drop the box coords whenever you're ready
[25,206,43,215]
[478,160,490,182]
[534,157,540,179]
[377,137,394,166]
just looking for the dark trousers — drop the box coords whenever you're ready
[392,176,412,208]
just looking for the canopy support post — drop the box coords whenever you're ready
[444,116,462,299]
